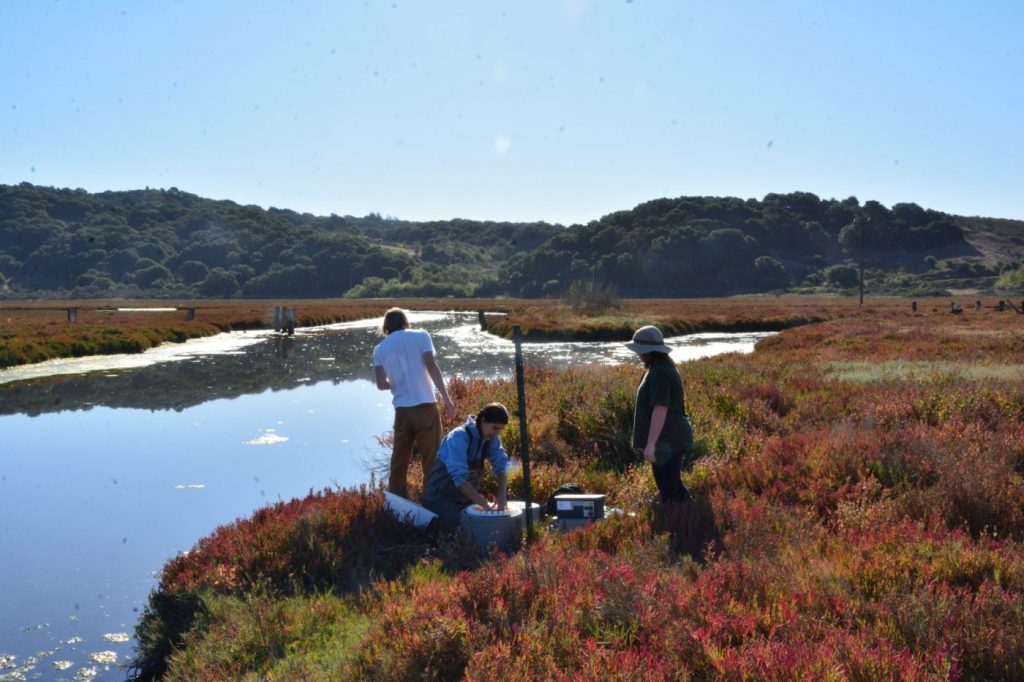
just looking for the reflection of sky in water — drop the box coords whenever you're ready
[1,380,392,680]
[0,312,772,679]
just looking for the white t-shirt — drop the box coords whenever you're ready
[372,328,437,408]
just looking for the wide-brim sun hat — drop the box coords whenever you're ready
[625,325,672,354]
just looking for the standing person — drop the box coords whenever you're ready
[373,307,457,500]
[423,403,510,533]
[626,325,693,503]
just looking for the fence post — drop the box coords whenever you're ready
[513,325,534,545]
[273,306,282,332]
[975,300,981,311]
[285,308,296,335]
[478,310,486,330]
[67,307,77,323]
[186,307,195,320]
[911,301,917,312]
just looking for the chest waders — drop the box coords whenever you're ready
[423,433,489,532]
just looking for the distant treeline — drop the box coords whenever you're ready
[503,194,995,297]
[0,183,560,299]
[1,183,1022,298]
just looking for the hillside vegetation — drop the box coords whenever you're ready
[2,183,1022,299]
[0,183,558,299]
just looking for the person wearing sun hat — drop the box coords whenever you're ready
[626,325,693,502]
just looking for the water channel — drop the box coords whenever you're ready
[0,312,773,680]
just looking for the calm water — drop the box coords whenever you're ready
[0,312,772,680]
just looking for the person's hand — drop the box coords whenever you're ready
[642,443,657,463]
[444,398,457,420]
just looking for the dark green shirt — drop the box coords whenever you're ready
[632,360,693,463]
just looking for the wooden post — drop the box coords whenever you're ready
[273,306,282,332]
[186,307,195,320]
[911,301,917,312]
[67,307,77,323]
[513,325,534,544]
[975,300,981,312]
[285,308,296,335]
[858,221,864,307]
[857,215,868,307]
[478,310,486,330]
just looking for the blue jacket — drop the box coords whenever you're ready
[436,415,509,488]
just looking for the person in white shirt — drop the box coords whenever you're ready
[373,308,457,499]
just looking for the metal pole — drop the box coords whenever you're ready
[513,325,534,544]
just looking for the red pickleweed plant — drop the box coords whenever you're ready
[160,486,432,596]
[132,485,436,681]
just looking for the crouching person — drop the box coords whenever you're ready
[423,403,510,533]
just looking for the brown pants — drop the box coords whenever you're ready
[389,402,442,500]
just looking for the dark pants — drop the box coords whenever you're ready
[423,460,481,533]
[652,449,692,503]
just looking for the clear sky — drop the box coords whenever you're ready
[1,1,1021,225]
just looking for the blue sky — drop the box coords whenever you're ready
[1,1,1021,225]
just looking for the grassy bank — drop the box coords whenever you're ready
[482,295,963,341]
[0,298,517,369]
[129,301,1024,680]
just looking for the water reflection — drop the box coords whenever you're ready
[0,312,773,417]
[0,321,381,417]
[274,335,296,360]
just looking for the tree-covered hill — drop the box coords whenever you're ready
[501,193,1024,297]
[0,183,561,298]
[1,183,1022,299]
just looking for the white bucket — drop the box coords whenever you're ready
[506,500,543,523]
[460,505,523,551]
[384,492,438,528]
